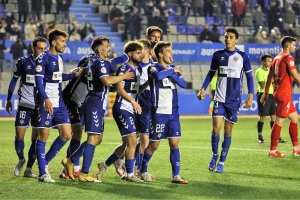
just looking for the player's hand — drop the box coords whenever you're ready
[260,93,268,105]
[131,100,142,114]
[123,69,135,80]
[69,67,79,73]
[197,88,205,100]
[173,66,181,74]
[5,100,12,114]
[75,67,88,77]
[44,99,53,115]
[242,98,252,108]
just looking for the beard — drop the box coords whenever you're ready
[131,57,141,65]
[55,46,64,53]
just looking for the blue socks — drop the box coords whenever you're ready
[105,153,119,167]
[82,143,96,174]
[125,159,135,174]
[140,151,152,173]
[67,139,81,166]
[45,137,66,164]
[70,141,87,164]
[220,136,232,162]
[26,139,36,168]
[170,148,180,177]
[211,134,220,155]
[36,140,46,176]
[14,137,24,160]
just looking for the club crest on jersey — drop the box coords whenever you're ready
[36,65,42,72]
[14,66,17,72]
[233,56,238,62]
[45,121,49,126]
[100,67,107,74]
[214,109,218,114]
[290,61,294,66]
[19,119,24,124]
[157,133,162,138]
[150,67,156,72]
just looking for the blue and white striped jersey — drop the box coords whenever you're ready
[114,63,140,114]
[148,63,187,114]
[202,48,254,103]
[8,55,37,109]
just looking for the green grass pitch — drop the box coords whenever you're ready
[0,117,299,199]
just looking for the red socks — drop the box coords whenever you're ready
[270,124,281,150]
[289,122,298,147]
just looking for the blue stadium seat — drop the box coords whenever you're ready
[205,17,214,25]
[217,26,224,34]
[187,25,197,34]
[196,25,204,34]
[214,17,222,25]
[168,15,182,25]
[177,25,187,34]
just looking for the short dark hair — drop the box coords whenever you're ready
[91,36,110,52]
[280,36,296,48]
[137,38,151,49]
[48,29,69,46]
[153,41,172,60]
[225,27,239,39]
[123,41,144,54]
[32,36,47,48]
[260,54,272,62]
[146,26,162,37]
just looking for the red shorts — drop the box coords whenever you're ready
[274,95,296,117]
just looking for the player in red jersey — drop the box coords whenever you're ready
[261,36,300,158]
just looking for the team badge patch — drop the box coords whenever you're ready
[20,120,24,124]
[45,121,49,126]
[290,61,294,66]
[36,65,42,72]
[214,109,218,114]
[233,57,238,62]
[157,133,162,138]
[14,66,17,72]
[150,67,156,72]
[100,67,107,74]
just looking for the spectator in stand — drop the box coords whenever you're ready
[110,3,123,32]
[69,23,81,41]
[218,0,230,26]
[284,3,295,29]
[102,0,112,5]
[44,0,52,14]
[45,21,58,36]
[211,24,221,43]
[5,10,15,33]
[203,0,214,17]
[128,7,142,40]
[257,0,268,14]
[157,0,170,18]
[68,17,81,33]
[0,39,6,72]
[36,19,46,38]
[231,0,246,27]
[149,9,167,40]
[10,20,22,41]
[57,0,62,14]
[60,0,72,24]
[122,0,134,41]
[287,24,299,37]
[81,21,95,41]
[18,0,28,23]
[136,0,147,14]
[267,0,280,33]
[0,18,7,40]
[269,27,281,44]
[192,0,203,16]
[200,24,212,43]
[10,36,27,67]
[252,5,265,36]
[255,29,270,44]
[180,0,191,25]
[292,1,300,16]
[32,0,42,21]
[25,18,38,41]
[145,1,155,27]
